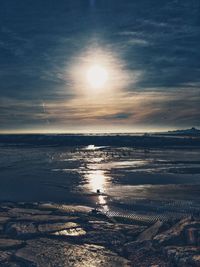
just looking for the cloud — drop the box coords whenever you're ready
[0,0,200,131]
[1,86,199,131]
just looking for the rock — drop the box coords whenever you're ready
[0,217,10,223]
[6,222,38,238]
[89,221,146,236]
[164,246,200,267]
[16,214,79,223]
[124,240,169,267]
[185,227,199,245]
[83,230,126,248]
[89,221,116,231]
[0,251,12,263]
[137,220,164,242]
[124,240,153,255]
[89,220,147,243]
[0,239,24,249]
[8,208,51,217]
[15,238,131,267]
[121,224,147,241]
[38,203,92,214]
[52,227,86,237]
[192,255,200,266]
[38,222,78,233]
[6,222,79,238]
[0,202,199,267]
[154,217,200,246]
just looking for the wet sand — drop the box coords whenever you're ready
[0,144,200,222]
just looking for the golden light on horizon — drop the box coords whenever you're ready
[86,64,108,89]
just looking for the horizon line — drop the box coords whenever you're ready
[0,127,199,135]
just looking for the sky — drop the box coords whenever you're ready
[0,0,200,133]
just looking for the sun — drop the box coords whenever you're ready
[87,65,108,89]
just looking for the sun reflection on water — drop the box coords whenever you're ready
[81,146,111,211]
[84,169,110,211]
[85,170,108,192]
[85,145,96,150]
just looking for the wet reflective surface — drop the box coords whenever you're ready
[0,144,200,217]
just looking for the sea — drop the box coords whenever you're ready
[0,134,200,223]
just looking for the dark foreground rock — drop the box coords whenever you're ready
[15,238,131,267]
[0,251,12,262]
[0,239,24,249]
[164,246,200,267]
[123,217,200,267]
[6,221,80,238]
[154,217,200,246]
[0,202,199,267]
[137,220,165,242]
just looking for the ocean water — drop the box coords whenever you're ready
[1,142,200,221]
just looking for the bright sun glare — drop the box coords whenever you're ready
[87,65,108,89]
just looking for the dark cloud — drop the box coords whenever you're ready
[98,113,132,120]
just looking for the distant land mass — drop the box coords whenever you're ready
[159,127,200,136]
